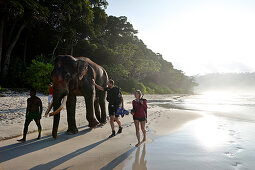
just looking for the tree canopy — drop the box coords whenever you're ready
[0,0,197,94]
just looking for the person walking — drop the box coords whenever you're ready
[92,79,124,138]
[48,83,53,107]
[17,88,43,142]
[131,90,147,147]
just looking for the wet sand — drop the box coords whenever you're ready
[118,116,255,170]
[0,91,201,169]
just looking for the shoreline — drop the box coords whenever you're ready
[0,92,202,169]
[0,90,192,141]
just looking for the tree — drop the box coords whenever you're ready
[0,0,48,80]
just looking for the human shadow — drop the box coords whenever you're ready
[100,147,136,170]
[0,125,90,163]
[30,138,109,170]
[132,144,147,170]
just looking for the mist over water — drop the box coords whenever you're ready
[124,91,255,170]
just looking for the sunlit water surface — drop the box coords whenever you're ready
[121,92,255,170]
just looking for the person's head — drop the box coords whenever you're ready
[107,79,114,88]
[49,82,53,86]
[134,90,142,100]
[30,88,36,97]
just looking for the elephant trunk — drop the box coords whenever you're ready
[49,96,67,116]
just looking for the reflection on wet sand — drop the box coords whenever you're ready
[132,144,147,170]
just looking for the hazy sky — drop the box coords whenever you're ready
[106,0,255,76]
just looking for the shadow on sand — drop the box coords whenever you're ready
[100,147,136,170]
[0,125,90,163]
[30,138,109,170]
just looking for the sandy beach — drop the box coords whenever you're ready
[0,90,201,169]
[2,91,255,169]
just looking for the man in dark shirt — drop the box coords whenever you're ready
[92,79,124,138]
[17,89,42,142]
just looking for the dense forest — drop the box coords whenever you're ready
[195,73,255,93]
[0,0,196,94]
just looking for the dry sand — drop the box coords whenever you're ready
[0,91,201,169]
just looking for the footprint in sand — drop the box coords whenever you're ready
[224,152,235,158]
[229,132,236,136]
[232,162,242,168]
[235,146,244,152]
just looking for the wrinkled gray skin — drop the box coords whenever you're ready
[51,55,108,139]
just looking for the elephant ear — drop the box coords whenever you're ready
[76,60,88,80]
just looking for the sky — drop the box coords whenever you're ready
[106,0,255,76]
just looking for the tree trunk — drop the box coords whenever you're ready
[70,42,73,56]
[2,24,25,79]
[52,36,61,60]
[23,36,28,65]
[6,20,17,47]
[0,18,4,74]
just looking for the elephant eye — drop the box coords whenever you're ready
[64,73,71,81]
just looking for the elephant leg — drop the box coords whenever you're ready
[84,94,99,128]
[66,94,78,134]
[99,91,107,124]
[52,114,60,139]
[94,96,101,122]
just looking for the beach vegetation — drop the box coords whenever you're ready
[24,59,53,94]
[0,0,197,94]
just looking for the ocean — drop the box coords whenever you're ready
[122,92,255,170]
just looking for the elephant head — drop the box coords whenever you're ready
[45,55,89,116]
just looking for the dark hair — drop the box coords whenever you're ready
[30,88,36,94]
[108,79,114,85]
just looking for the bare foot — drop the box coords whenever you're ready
[142,138,146,142]
[17,139,26,143]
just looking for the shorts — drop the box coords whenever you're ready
[133,116,146,122]
[108,104,120,117]
[26,112,41,120]
[48,95,52,103]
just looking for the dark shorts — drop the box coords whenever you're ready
[108,104,120,117]
[133,116,146,122]
[26,112,40,121]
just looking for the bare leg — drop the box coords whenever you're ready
[18,118,32,142]
[134,120,140,146]
[110,115,115,131]
[140,120,146,142]
[115,117,121,127]
[35,119,42,139]
[115,116,122,133]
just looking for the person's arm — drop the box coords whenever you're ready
[131,100,135,115]
[121,94,124,109]
[142,99,148,110]
[39,99,43,119]
[92,79,104,91]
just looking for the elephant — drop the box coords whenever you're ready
[45,55,108,139]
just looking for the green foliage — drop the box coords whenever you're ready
[35,54,55,64]
[24,59,53,93]
[7,58,26,87]
[1,0,197,94]
[103,64,129,80]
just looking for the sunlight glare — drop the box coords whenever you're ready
[194,116,229,150]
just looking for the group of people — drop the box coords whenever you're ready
[93,79,147,146]
[18,80,148,147]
